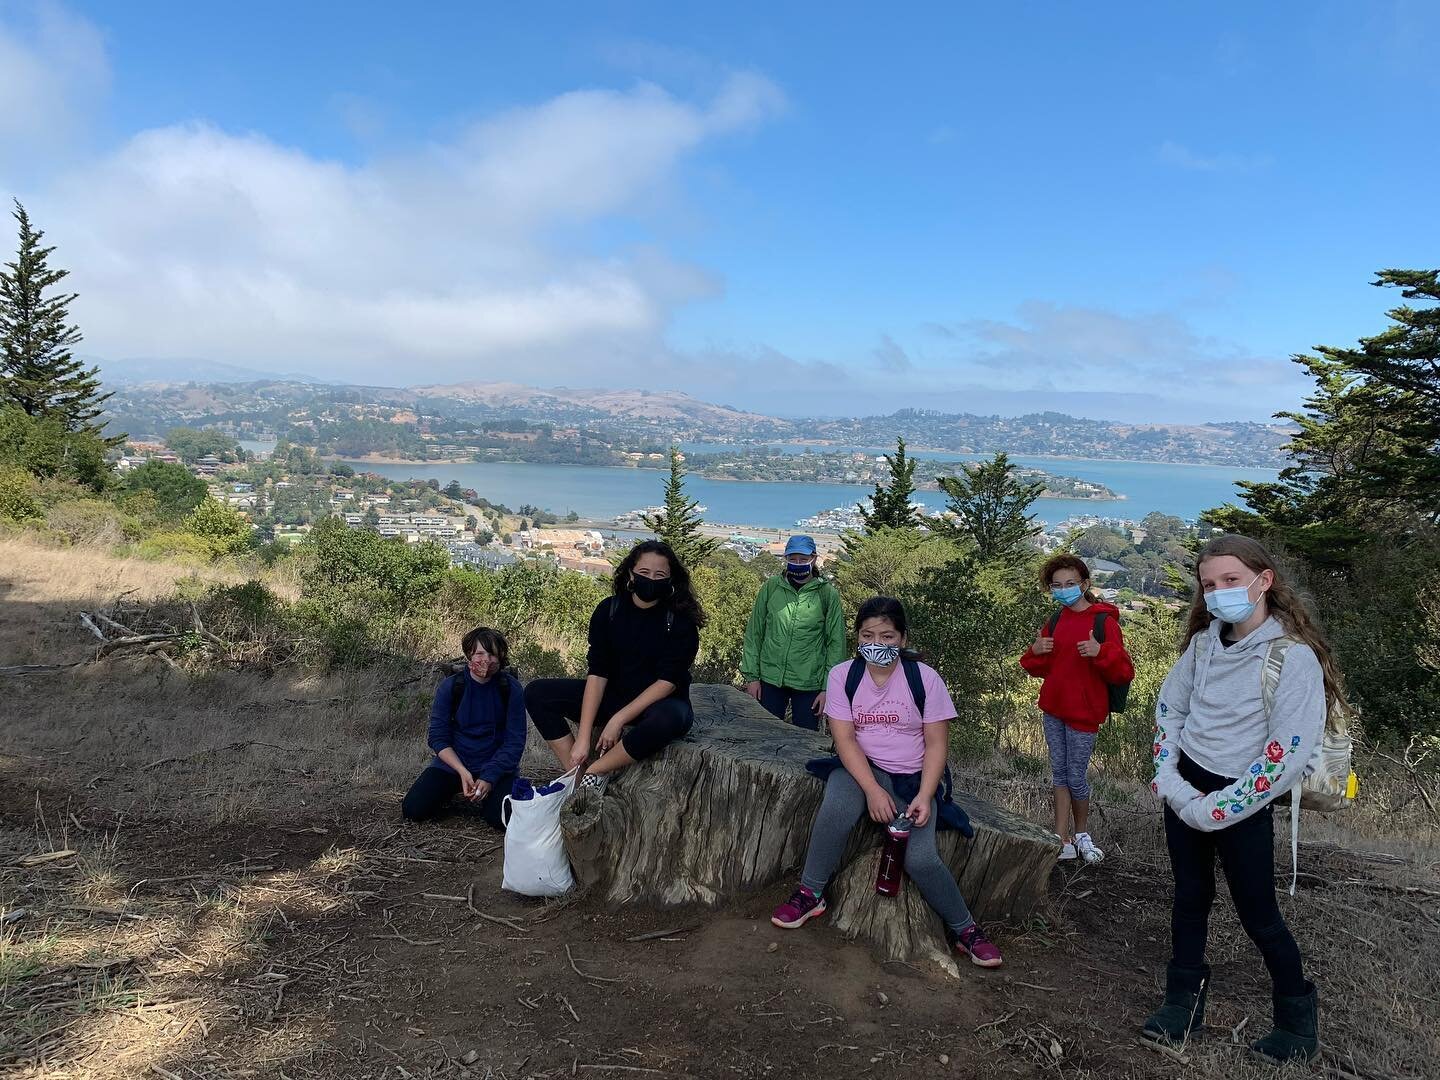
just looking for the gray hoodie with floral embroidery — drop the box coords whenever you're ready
[1152,616,1326,832]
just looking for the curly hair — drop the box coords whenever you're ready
[1183,535,1347,713]
[1039,553,1100,601]
[612,540,708,629]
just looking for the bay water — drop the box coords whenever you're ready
[328,451,1278,529]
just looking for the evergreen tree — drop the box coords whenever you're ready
[0,201,114,439]
[935,452,1043,566]
[642,446,718,566]
[1207,269,1440,558]
[858,437,918,532]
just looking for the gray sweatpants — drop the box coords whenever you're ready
[1043,713,1097,800]
[799,764,975,934]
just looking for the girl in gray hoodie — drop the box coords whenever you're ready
[1143,535,1343,1067]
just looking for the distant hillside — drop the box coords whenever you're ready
[100,378,1293,467]
[409,381,775,429]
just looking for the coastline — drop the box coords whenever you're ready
[331,455,1126,500]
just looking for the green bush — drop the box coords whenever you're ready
[0,465,42,523]
[184,497,253,557]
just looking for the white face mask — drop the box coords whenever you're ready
[1205,575,1264,623]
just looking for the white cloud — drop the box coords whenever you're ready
[914,301,1310,420]
[0,1,109,156]
[1,6,785,384]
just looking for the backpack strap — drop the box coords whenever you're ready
[1260,639,1295,721]
[843,658,866,709]
[844,656,927,716]
[1044,611,1062,636]
[1092,611,1108,642]
[1259,637,1303,896]
[901,656,927,716]
[449,672,466,722]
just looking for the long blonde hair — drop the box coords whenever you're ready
[1183,535,1348,714]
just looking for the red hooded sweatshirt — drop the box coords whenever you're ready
[1019,600,1134,733]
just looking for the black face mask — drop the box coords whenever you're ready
[630,575,674,603]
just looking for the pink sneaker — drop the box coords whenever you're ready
[950,923,1003,968]
[771,885,826,929]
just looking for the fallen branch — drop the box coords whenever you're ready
[78,612,107,641]
[1136,1038,1191,1065]
[143,741,305,770]
[465,883,529,932]
[624,926,697,943]
[15,850,77,867]
[0,663,82,677]
[566,943,622,983]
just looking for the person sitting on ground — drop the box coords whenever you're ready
[524,540,704,794]
[741,534,848,730]
[771,596,1004,968]
[1020,553,1134,863]
[401,626,526,827]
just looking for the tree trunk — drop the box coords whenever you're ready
[558,685,1057,973]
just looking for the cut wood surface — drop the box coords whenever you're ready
[555,684,1058,974]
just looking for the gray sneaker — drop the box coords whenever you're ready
[579,773,609,795]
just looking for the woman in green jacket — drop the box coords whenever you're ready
[741,535,848,729]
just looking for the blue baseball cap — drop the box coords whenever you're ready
[784,534,817,556]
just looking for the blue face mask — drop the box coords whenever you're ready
[786,561,813,580]
[1051,584,1083,607]
[1204,576,1264,623]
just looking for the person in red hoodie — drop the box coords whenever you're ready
[1020,554,1134,863]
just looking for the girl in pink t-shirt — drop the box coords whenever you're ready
[770,597,1003,968]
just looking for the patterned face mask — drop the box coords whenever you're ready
[858,642,901,667]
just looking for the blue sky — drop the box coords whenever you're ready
[2,1,1437,423]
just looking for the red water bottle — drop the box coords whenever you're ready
[875,812,913,897]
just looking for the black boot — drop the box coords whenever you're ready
[1250,982,1319,1065]
[1141,962,1209,1046]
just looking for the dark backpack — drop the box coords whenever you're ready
[609,594,674,632]
[1044,608,1131,714]
[843,655,928,715]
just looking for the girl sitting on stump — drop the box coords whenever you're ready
[401,626,526,827]
[771,596,1003,968]
[524,540,704,794]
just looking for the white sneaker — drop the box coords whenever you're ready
[1058,841,1078,861]
[1075,832,1104,864]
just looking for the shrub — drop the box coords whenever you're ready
[184,497,253,556]
[0,465,42,523]
[44,498,144,546]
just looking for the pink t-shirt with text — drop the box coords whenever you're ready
[824,660,958,773]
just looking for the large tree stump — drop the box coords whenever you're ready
[557,685,1057,973]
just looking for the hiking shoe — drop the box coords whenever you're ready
[579,773,608,794]
[1250,982,1319,1066]
[949,924,1003,968]
[1142,962,1209,1046]
[1058,841,1078,861]
[1075,832,1104,864]
[771,885,826,929]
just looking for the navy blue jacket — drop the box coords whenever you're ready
[427,672,526,784]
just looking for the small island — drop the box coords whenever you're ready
[681,448,1123,501]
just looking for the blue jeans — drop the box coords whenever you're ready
[758,683,821,730]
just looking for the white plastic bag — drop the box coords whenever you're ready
[501,770,577,897]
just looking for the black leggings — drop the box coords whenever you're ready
[1166,752,1306,995]
[401,766,510,829]
[524,678,694,761]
